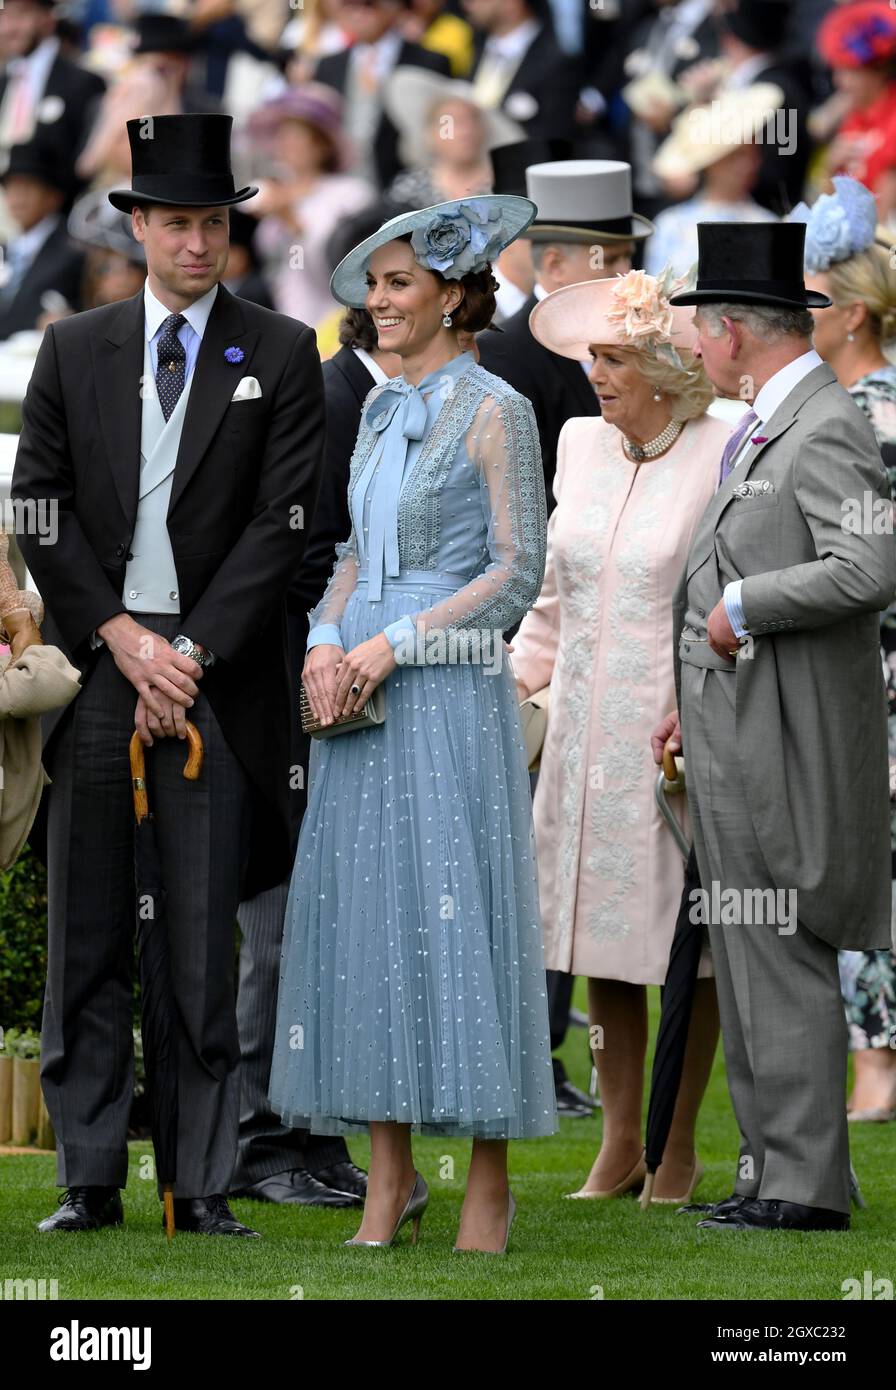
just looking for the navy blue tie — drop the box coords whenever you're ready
[155,313,186,422]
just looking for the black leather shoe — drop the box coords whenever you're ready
[169,1194,261,1235]
[697,1198,850,1232]
[556,1079,598,1116]
[38,1186,123,1233]
[312,1161,367,1202]
[231,1168,357,1207]
[677,1192,751,1217]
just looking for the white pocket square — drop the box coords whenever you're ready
[231,376,262,402]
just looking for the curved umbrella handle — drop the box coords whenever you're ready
[655,738,690,863]
[129,722,205,820]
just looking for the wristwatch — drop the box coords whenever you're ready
[171,634,216,667]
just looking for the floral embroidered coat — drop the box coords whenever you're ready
[511,410,731,983]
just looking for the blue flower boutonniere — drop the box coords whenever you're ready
[224,346,244,364]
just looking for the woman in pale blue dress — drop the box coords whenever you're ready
[269,197,557,1252]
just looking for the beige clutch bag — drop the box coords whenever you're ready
[299,682,386,739]
[518,685,550,772]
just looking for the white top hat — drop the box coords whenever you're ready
[524,160,655,243]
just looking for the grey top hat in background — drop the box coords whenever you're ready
[525,160,655,243]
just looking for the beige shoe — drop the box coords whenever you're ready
[847,1107,896,1123]
[564,1154,647,1200]
[646,1157,705,1206]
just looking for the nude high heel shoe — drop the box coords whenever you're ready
[343,1171,428,1248]
[564,1154,646,1200]
[643,1156,705,1208]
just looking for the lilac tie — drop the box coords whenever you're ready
[718,408,759,487]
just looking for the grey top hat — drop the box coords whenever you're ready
[525,160,655,243]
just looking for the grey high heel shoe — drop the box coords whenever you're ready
[454,1191,516,1255]
[343,1172,428,1248]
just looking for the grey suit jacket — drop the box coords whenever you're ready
[674,363,896,950]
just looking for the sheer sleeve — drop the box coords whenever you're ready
[383,389,546,664]
[306,527,360,651]
[507,422,569,697]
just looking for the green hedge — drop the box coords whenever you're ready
[0,844,48,1033]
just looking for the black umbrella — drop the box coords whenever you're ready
[640,743,702,1209]
[130,725,204,1240]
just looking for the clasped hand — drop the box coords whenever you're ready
[100,614,204,746]
[303,633,396,727]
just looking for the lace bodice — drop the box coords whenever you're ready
[307,353,546,661]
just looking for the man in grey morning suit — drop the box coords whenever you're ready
[653,223,896,1232]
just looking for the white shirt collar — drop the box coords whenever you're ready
[726,53,772,89]
[532,281,548,302]
[351,28,402,70]
[8,35,58,83]
[144,280,219,341]
[11,212,59,263]
[752,349,823,424]
[353,345,390,385]
[483,18,540,61]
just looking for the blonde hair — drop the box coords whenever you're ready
[826,229,896,345]
[634,348,716,422]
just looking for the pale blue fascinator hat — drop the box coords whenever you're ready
[330,195,537,308]
[788,176,882,273]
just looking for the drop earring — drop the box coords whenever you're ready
[653,391,662,402]
[442,312,453,328]
[847,331,855,342]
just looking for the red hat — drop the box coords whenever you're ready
[818,0,896,69]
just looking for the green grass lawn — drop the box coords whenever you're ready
[0,987,893,1300]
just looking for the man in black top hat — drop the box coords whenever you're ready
[715,0,811,216]
[0,136,83,338]
[130,11,219,115]
[0,0,105,178]
[653,221,895,1232]
[13,113,325,1238]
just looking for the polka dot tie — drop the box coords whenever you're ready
[155,313,186,422]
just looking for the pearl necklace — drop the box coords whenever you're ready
[622,418,684,462]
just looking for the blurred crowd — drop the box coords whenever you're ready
[3,0,896,349]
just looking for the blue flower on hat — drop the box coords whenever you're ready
[224,345,244,363]
[789,176,879,273]
[411,200,506,280]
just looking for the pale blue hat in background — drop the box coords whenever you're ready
[788,175,881,273]
[329,194,537,308]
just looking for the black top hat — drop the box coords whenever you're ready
[133,13,197,55]
[489,138,573,197]
[719,0,790,53]
[668,222,832,309]
[0,138,72,195]
[108,114,257,212]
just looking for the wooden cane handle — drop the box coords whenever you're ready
[129,722,204,819]
[662,737,678,783]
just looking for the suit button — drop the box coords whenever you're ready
[684,642,691,653]
[126,551,134,560]
[169,590,178,601]
[697,608,705,618]
[115,544,125,557]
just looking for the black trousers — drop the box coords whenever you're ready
[42,614,252,1197]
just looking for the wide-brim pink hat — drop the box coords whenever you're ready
[529,271,699,363]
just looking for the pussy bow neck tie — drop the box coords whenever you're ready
[362,380,429,601]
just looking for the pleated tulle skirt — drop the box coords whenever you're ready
[268,569,557,1138]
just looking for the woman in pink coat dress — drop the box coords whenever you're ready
[511,269,730,1205]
